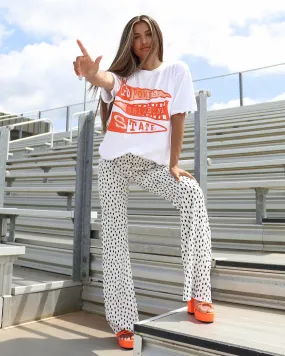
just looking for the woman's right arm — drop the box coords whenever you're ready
[73,40,114,91]
[85,70,115,91]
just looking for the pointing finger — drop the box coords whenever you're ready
[77,39,90,57]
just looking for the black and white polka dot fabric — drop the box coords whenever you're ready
[98,153,212,334]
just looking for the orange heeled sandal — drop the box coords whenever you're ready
[116,330,134,349]
[188,299,215,323]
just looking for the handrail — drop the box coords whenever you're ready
[7,118,54,157]
[68,110,92,144]
[0,110,39,120]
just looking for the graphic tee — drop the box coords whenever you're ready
[99,61,197,166]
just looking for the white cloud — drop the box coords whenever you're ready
[0,40,86,110]
[1,0,285,130]
[270,92,285,101]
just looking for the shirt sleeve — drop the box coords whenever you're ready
[170,62,197,115]
[100,72,121,103]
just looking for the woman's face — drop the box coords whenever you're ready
[132,21,156,62]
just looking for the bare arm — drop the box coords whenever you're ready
[85,70,115,91]
[170,113,195,181]
[170,113,185,168]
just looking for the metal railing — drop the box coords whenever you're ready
[39,100,100,134]
[193,62,285,111]
[64,110,94,145]
[0,110,43,139]
[7,118,54,158]
[63,110,102,145]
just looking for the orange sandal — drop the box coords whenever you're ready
[188,299,215,323]
[116,330,134,349]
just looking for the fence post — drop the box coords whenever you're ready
[19,114,23,139]
[66,106,70,132]
[72,111,94,282]
[0,128,9,238]
[38,111,41,134]
[194,90,210,206]
[0,127,9,208]
[239,72,244,106]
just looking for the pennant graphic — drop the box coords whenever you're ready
[114,100,170,121]
[108,112,167,134]
[117,80,172,101]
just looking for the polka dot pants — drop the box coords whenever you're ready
[98,153,212,334]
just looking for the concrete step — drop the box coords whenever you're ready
[83,249,285,318]
[0,311,130,355]
[134,302,285,356]
[1,266,82,328]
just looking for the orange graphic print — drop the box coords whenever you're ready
[117,80,171,101]
[108,112,167,134]
[108,81,172,134]
[114,100,170,121]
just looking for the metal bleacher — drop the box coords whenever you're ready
[0,98,285,355]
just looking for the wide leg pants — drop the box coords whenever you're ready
[98,153,212,334]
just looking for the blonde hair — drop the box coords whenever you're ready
[91,15,164,133]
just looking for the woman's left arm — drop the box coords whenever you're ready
[170,113,195,181]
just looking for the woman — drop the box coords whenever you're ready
[73,14,214,350]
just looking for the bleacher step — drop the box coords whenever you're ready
[12,265,81,295]
[1,266,82,328]
[134,302,285,356]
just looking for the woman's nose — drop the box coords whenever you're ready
[142,36,147,44]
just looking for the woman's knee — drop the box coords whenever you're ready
[181,178,205,201]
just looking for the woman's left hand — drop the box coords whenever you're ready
[170,165,195,182]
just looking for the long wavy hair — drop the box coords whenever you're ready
[91,15,164,133]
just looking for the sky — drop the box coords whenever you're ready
[1,0,285,131]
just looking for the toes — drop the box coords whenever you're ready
[118,333,134,341]
[195,303,214,313]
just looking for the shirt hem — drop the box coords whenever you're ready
[171,107,197,115]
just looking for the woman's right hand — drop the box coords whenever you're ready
[73,40,103,80]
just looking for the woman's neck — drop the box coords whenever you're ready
[141,57,162,71]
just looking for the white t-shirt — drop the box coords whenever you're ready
[99,61,197,166]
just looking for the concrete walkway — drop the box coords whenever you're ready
[0,311,132,355]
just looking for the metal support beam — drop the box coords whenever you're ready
[255,188,269,225]
[73,111,94,281]
[0,128,9,208]
[66,105,70,132]
[56,192,74,211]
[239,72,244,106]
[194,90,210,207]
[43,167,50,183]
[0,219,7,242]
[67,194,72,211]
[7,216,17,242]
[38,111,41,134]
[5,178,15,196]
